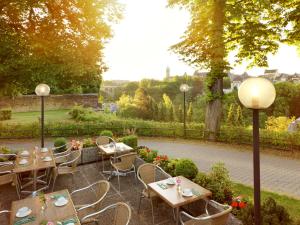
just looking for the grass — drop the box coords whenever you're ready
[233,182,300,221]
[3,109,70,124]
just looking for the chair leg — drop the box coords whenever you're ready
[150,198,155,225]
[52,175,57,192]
[138,194,143,213]
[172,208,176,222]
[117,170,121,192]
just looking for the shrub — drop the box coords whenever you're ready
[138,148,158,163]
[266,116,295,132]
[82,138,96,148]
[0,146,12,161]
[164,159,179,176]
[175,158,198,180]
[194,162,233,203]
[120,135,138,149]
[69,105,98,121]
[0,108,12,121]
[153,155,169,170]
[54,137,67,152]
[100,130,113,138]
[236,197,293,225]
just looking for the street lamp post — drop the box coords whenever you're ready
[35,84,50,148]
[180,84,190,138]
[238,78,276,225]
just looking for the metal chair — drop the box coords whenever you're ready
[0,164,21,199]
[137,163,171,225]
[0,153,16,162]
[71,180,110,223]
[96,136,117,173]
[53,144,72,164]
[0,210,10,221]
[81,202,131,225]
[180,201,232,225]
[52,149,82,191]
[110,152,137,191]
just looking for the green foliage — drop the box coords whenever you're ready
[100,130,113,138]
[187,102,193,123]
[82,138,96,148]
[0,109,12,121]
[163,94,174,121]
[236,197,293,225]
[53,137,67,152]
[0,0,122,96]
[266,116,295,132]
[194,162,233,203]
[68,105,99,121]
[138,148,158,163]
[226,104,235,125]
[0,146,12,162]
[174,158,198,180]
[164,159,179,176]
[119,135,138,149]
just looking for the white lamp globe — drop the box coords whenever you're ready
[35,84,50,96]
[180,84,190,92]
[238,77,276,109]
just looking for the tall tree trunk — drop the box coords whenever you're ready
[204,0,226,141]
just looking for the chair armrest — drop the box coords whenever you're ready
[0,210,10,215]
[81,203,118,222]
[0,154,16,157]
[71,182,96,196]
[157,165,172,178]
[0,170,12,175]
[58,157,79,167]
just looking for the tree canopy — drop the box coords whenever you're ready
[168,0,296,139]
[0,0,122,96]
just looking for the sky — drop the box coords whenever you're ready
[103,0,300,81]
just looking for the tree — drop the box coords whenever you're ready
[134,88,152,119]
[0,0,122,95]
[187,102,193,123]
[235,105,244,127]
[158,102,166,121]
[168,0,286,140]
[226,104,235,126]
[177,105,183,123]
[162,94,174,121]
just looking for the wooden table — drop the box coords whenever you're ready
[14,148,56,192]
[98,142,133,179]
[148,176,212,225]
[10,189,80,225]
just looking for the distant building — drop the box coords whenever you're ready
[193,70,208,78]
[101,80,130,97]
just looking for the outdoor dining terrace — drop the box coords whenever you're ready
[0,139,239,225]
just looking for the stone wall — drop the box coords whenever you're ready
[0,94,98,112]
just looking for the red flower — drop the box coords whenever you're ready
[146,149,150,153]
[231,201,238,208]
[239,202,246,208]
[156,156,161,160]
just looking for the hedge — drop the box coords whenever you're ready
[0,109,12,121]
[0,119,299,151]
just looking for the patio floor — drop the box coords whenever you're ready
[0,160,237,225]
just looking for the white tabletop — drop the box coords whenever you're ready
[99,142,133,154]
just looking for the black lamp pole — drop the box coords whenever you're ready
[183,91,186,138]
[41,96,45,148]
[253,109,261,225]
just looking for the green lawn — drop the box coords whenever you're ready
[4,110,70,124]
[233,183,300,220]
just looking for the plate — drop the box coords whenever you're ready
[41,148,48,153]
[65,223,75,225]
[166,178,175,185]
[20,151,30,157]
[19,159,28,165]
[16,207,32,218]
[182,189,193,197]
[43,157,52,162]
[54,197,68,207]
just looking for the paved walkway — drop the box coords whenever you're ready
[139,137,300,199]
[1,137,300,198]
